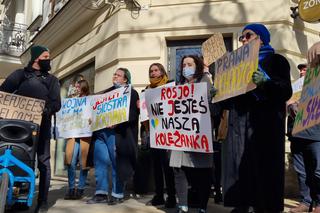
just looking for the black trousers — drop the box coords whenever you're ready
[151,148,176,197]
[37,121,52,202]
[184,167,212,210]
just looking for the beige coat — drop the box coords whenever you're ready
[65,137,91,169]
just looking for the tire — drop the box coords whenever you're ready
[0,172,9,213]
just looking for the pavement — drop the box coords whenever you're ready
[5,180,300,213]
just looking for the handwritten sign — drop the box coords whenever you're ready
[0,91,45,126]
[90,85,131,131]
[289,77,305,103]
[139,81,176,122]
[202,33,227,66]
[145,83,213,153]
[56,85,131,138]
[213,39,259,103]
[292,65,320,134]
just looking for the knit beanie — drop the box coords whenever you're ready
[30,45,49,62]
[242,23,271,45]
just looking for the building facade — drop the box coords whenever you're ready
[0,0,319,189]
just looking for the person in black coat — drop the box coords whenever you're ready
[221,24,292,213]
[0,45,61,213]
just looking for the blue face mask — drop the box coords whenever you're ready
[183,67,195,78]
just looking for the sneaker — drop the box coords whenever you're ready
[86,194,108,204]
[165,196,177,208]
[150,195,165,206]
[34,201,49,213]
[74,189,84,199]
[176,207,188,213]
[289,203,310,213]
[108,196,124,205]
[64,188,76,200]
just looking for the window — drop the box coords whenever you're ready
[167,36,232,82]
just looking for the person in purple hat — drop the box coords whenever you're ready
[221,23,292,213]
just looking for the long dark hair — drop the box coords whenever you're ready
[179,55,204,84]
[78,79,90,96]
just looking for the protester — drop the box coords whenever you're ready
[87,68,139,205]
[67,74,84,98]
[221,23,292,213]
[141,63,176,208]
[169,55,214,213]
[0,45,61,213]
[292,43,320,213]
[287,64,311,213]
[64,79,91,200]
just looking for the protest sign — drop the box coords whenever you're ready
[213,39,259,103]
[0,91,45,126]
[145,83,213,153]
[292,65,320,134]
[140,81,176,122]
[289,76,305,103]
[56,85,131,138]
[56,96,92,138]
[202,33,227,66]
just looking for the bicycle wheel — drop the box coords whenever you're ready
[0,172,9,213]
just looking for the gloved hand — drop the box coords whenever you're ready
[210,86,218,98]
[252,70,268,86]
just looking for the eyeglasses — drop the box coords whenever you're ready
[239,32,255,42]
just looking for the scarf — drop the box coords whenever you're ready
[148,74,168,88]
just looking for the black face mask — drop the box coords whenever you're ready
[38,59,51,72]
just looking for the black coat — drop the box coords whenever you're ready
[0,65,61,124]
[222,53,292,211]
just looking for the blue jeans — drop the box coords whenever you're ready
[67,138,89,190]
[302,140,320,206]
[290,139,312,205]
[93,129,124,198]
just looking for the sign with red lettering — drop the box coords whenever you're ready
[0,91,45,126]
[293,65,320,134]
[145,83,213,153]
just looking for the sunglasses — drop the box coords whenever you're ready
[239,32,255,42]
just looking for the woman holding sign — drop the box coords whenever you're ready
[169,55,214,213]
[141,63,177,208]
[221,24,292,213]
[64,79,91,200]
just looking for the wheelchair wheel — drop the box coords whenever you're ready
[0,172,9,213]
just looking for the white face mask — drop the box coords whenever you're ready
[113,81,122,88]
[183,67,195,78]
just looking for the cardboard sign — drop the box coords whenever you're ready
[289,77,305,103]
[213,39,259,103]
[0,91,45,126]
[139,81,176,122]
[202,33,227,66]
[56,85,131,138]
[145,83,213,153]
[298,0,320,23]
[292,65,320,134]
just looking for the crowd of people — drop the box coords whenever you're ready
[1,23,320,213]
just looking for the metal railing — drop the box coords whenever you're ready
[0,22,27,56]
